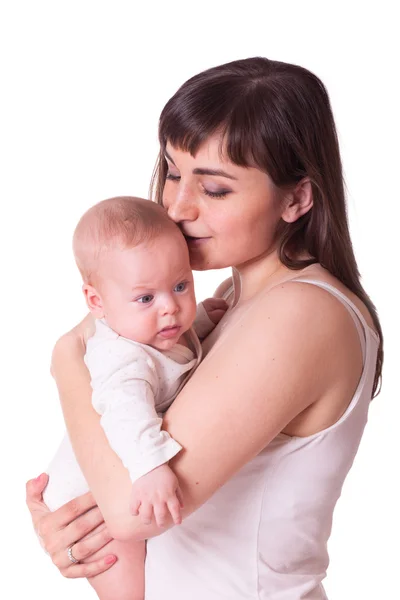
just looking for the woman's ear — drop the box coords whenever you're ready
[82,284,105,319]
[281,177,313,223]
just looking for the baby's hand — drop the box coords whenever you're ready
[202,297,229,325]
[130,463,184,527]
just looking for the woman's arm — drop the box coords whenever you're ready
[53,281,362,543]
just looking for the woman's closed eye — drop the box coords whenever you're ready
[166,172,181,181]
[203,187,230,198]
[166,172,230,198]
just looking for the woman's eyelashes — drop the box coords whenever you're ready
[203,187,230,198]
[166,172,230,198]
[166,173,180,181]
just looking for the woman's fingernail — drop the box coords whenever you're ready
[35,473,43,482]
[105,555,117,565]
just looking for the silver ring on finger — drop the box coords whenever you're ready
[67,544,80,564]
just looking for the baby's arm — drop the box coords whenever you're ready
[193,298,229,339]
[86,336,184,525]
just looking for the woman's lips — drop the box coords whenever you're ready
[158,325,181,339]
[184,235,210,246]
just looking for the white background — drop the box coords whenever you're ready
[1,1,399,598]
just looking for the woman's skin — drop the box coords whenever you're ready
[26,134,375,579]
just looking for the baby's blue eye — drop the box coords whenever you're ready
[174,281,187,293]
[137,294,154,304]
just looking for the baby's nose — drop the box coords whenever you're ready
[161,297,179,315]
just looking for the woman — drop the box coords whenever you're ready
[26,57,383,599]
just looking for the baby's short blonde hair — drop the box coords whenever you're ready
[73,196,178,285]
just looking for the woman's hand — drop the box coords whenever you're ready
[26,473,117,578]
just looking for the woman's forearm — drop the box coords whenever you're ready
[51,333,170,542]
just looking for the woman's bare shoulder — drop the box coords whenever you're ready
[201,277,362,403]
[285,263,376,331]
[241,276,359,344]
[233,278,365,436]
[206,266,365,363]
[209,275,365,412]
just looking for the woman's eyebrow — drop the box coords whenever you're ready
[164,150,237,181]
[192,167,237,180]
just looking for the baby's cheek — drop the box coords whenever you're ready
[132,314,156,344]
[189,302,198,326]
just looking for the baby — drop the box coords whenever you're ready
[43,197,227,599]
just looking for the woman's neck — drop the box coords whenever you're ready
[231,250,282,306]
[232,249,313,307]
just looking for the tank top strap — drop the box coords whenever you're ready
[222,284,235,303]
[289,278,378,364]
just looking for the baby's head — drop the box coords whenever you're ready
[73,196,197,350]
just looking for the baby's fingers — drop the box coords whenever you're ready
[211,308,227,321]
[139,502,153,526]
[153,502,169,528]
[176,486,184,509]
[204,297,228,309]
[131,498,141,516]
[167,496,182,525]
[211,298,229,308]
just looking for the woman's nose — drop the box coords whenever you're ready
[164,184,199,223]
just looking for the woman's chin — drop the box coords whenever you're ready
[190,256,229,271]
[188,242,233,271]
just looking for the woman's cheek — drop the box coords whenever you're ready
[162,181,174,209]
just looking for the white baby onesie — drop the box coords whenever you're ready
[43,311,207,512]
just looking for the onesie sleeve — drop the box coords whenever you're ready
[193,301,216,340]
[85,337,182,482]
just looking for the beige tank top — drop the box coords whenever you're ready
[144,279,379,599]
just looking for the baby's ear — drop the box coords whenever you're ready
[82,284,104,318]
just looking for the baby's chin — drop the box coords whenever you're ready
[151,334,187,352]
[116,324,192,351]
[151,340,180,352]
[148,326,192,352]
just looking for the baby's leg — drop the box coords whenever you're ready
[44,436,145,598]
[81,524,145,600]
[44,433,92,510]
[88,540,145,600]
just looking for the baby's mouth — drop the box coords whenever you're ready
[158,325,181,339]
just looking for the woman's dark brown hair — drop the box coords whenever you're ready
[150,57,383,396]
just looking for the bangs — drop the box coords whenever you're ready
[158,76,305,185]
[159,79,270,173]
